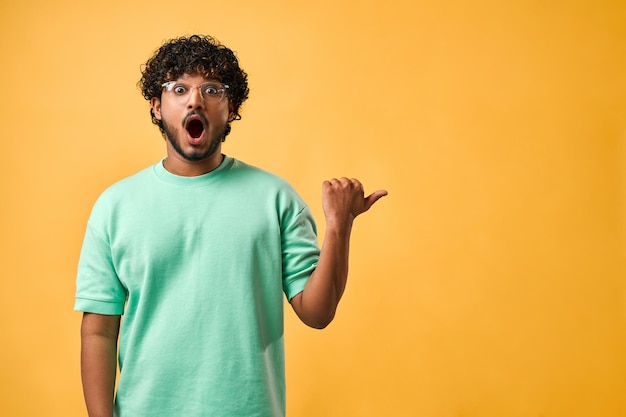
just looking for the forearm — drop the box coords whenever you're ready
[291,177,387,328]
[81,313,120,417]
[293,220,353,328]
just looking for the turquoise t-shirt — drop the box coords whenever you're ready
[75,156,320,417]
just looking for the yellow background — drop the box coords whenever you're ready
[1,0,625,416]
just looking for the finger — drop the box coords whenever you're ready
[350,178,363,191]
[322,179,338,189]
[363,189,388,211]
[338,177,352,186]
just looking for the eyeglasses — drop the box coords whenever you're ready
[161,81,229,103]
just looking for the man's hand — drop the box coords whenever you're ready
[322,177,388,226]
[290,178,387,328]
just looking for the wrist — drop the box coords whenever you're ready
[324,216,354,235]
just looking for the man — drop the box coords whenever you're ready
[75,34,387,417]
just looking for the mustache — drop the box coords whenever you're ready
[182,110,209,127]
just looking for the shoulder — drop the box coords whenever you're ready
[226,157,309,209]
[103,164,156,195]
[89,164,157,216]
[227,158,295,190]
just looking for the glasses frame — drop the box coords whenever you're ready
[161,81,230,103]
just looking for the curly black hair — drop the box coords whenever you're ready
[138,35,249,138]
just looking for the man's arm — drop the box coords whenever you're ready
[290,177,387,329]
[80,312,121,417]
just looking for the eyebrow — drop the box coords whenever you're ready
[175,74,222,83]
[173,80,222,84]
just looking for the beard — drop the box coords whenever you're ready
[161,115,228,162]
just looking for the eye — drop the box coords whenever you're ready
[173,85,187,95]
[202,85,221,95]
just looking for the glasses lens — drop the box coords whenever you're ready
[162,82,226,102]
[200,83,225,101]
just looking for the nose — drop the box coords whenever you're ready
[186,86,205,110]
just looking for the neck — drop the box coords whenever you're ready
[162,153,224,177]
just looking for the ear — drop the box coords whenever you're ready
[151,97,162,120]
[228,103,236,122]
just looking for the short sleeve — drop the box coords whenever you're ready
[281,205,320,301]
[74,223,127,314]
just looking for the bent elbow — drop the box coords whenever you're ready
[306,311,335,330]
[291,292,338,329]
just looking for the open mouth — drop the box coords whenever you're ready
[186,118,205,139]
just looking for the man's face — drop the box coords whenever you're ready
[151,73,234,164]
